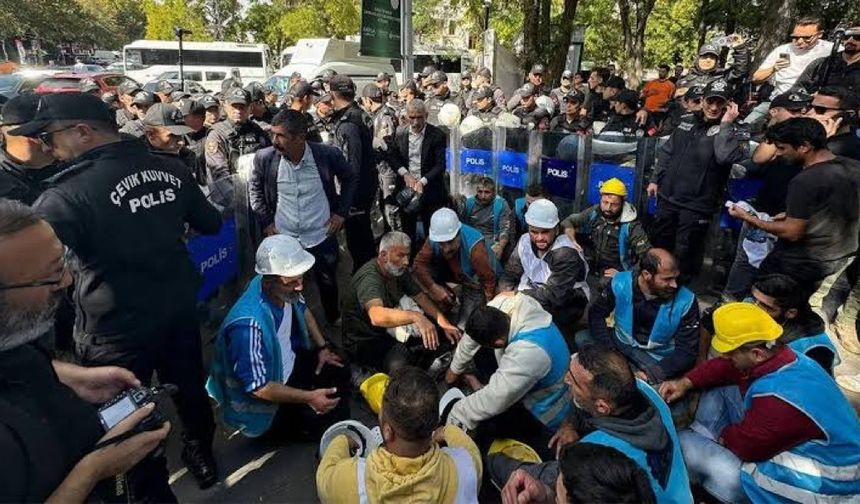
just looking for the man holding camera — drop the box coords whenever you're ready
[0,199,171,502]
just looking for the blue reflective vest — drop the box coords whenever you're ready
[465,195,505,241]
[611,271,695,360]
[786,332,840,373]
[509,324,572,430]
[740,352,860,503]
[583,207,633,271]
[431,224,502,279]
[582,380,693,504]
[206,275,309,437]
[514,197,527,230]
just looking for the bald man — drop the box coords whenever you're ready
[579,249,700,385]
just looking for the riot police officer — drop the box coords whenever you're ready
[312,92,336,144]
[245,82,274,128]
[285,80,323,143]
[118,90,155,138]
[205,87,271,181]
[115,80,142,127]
[467,86,503,122]
[550,90,590,133]
[199,94,221,127]
[425,70,464,126]
[551,69,575,107]
[178,98,210,185]
[361,84,401,231]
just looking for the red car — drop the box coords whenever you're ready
[34,72,140,94]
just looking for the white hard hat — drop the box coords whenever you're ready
[255,234,316,277]
[459,115,484,136]
[439,387,465,424]
[525,198,560,228]
[535,95,555,116]
[438,103,462,128]
[428,208,462,243]
[319,420,383,458]
[495,112,521,129]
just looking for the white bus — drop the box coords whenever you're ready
[121,40,269,91]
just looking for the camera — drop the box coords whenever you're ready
[98,384,175,432]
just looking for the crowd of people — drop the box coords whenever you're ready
[1,15,860,504]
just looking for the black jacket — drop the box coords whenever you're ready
[0,150,59,205]
[248,143,357,230]
[389,123,448,208]
[652,113,748,213]
[675,44,751,92]
[332,103,377,211]
[793,55,860,94]
[34,140,222,337]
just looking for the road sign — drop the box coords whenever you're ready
[361,0,402,58]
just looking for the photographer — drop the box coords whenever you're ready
[0,199,171,502]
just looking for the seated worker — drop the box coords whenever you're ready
[513,183,546,237]
[413,208,499,328]
[342,231,462,373]
[499,198,589,328]
[582,249,699,385]
[444,295,571,453]
[660,303,860,504]
[502,442,657,503]
[317,367,481,503]
[207,235,349,439]
[457,176,514,259]
[562,178,650,278]
[491,345,693,504]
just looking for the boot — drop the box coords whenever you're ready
[181,436,218,489]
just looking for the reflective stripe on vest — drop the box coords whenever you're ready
[510,325,573,430]
[611,270,695,360]
[356,446,479,503]
[516,233,589,300]
[740,353,860,503]
[787,332,841,372]
[582,380,694,504]
[515,198,527,229]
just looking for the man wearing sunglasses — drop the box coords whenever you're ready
[747,17,833,127]
[12,92,224,490]
[795,20,860,94]
[0,94,59,205]
[805,85,860,160]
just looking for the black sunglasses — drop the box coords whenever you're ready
[38,124,78,145]
[0,246,72,291]
[790,34,817,42]
[811,105,844,114]
[846,33,860,42]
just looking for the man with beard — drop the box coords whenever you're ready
[341,231,461,373]
[0,199,171,502]
[205,87,271,182]
[207,235,348,439]
[425,70,464,126]
[0,94,60,204]
[647,80,747,283]
[413,208,498,329]
[794,20,860,94]
[562,178,650,279]
[457,176,514,259]
[581,249,700,387]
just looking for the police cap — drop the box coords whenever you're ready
[224,87,250,105]
[142,103,194,135]
[0,93,40,126]
[8,93,114,136]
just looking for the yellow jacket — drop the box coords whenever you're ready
[316,425,482,503]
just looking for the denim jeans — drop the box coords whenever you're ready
[722,222,758,301]
[679,386,750,503]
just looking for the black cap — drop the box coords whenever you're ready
[320,69,337,82]
[519,83,537,98]
[561,70,573,79]
[8,93,114,136]
[156,80,175,94]
[427,70,448,85]
[606,76,626,90]
[461,71,472,80]
[132,91,155,106]
[699,44,720,57]
[79,78,100,93]
[198,94,219,109]
[375,72,392,82]
[178,98,205,116]
[0,93,40,126]
[530,64,546,75]
[118,80,141,96]
[419,65,436,77]
[289,81,319,99]
[704,79,730,101]
[684,85,705,100]
[328,75,355,94]
[474,86,494,100]
[224,87,250,105]
[314,92,332,104]
[770,91,812,110]
[142,103,194,134]
[170,90,191,102]
[611,89,639,109]
[562,90,585,104]
[244,82,265,102]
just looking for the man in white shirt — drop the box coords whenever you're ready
[746,17,833,126]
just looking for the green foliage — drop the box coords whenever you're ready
[142,0,211,42]
[644,0,699,67]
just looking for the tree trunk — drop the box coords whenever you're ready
[754,0,796,64]
[548,0,580,81]
[618,0,656,88]
[522,0,541,71]
[697,0,710,48]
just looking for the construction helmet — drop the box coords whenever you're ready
[359,373,389,415]
[255,235,315,277]
[524,198,560,229]
[488,439,543,464]
[711,302,783,354]
[600,177,628,198]
[429,208,462,243]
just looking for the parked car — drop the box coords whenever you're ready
[0,70,58,100]
[34,72,140,94]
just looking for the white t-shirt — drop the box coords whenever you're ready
[758,40,834,97]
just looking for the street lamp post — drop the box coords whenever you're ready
[174,27,193,91]
[483,0,492,31]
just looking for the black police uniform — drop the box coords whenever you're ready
[119,118,146,138]
[468,105,503,123]
[185,126,210,185]
[600,112,643,136]
[371,103,400,230]
[33,139,222,479]
[0,149,59,204]
[205,118,270,181]
[426,88,464,126]
[550,114,590,133]
[116,107,135,127]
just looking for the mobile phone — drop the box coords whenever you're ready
[779,52,790,62]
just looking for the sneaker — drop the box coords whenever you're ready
[181,438,218,489]
[833,323,860,355]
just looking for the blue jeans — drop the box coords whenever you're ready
[679,386,750,503]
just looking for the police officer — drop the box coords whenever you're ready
[647,79,747,282]
[467,86,503,122]
[285,80,323,143]
[78,77,101,97]
[205,86,271,182]
[312,92,336,144]
[473,67,506,110]
[551,69,575,106]
[118,90,155,138]
[375,71,394,101]
[115,80,142,127]
[361,84,401,231]
[154,79,175,104]
[460,71,474,110]
[418,65,437,92]
[550,90,590,133]
[319,69,337,93]
[142,103,200,179]
[512,83,542,127]
[199,94,221,127]
[602,89,645,136]
[425,70,464,126]
[0,94,59,204]
[245,81,274,128]
[675,36,750,99]
[507,64,551,110]
[14,92,223,490]
[178,99,210,185]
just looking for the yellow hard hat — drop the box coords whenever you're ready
[359,373,389,415]
[488,439,542,464]
[599,178,628,198]
[711,302,783,354]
